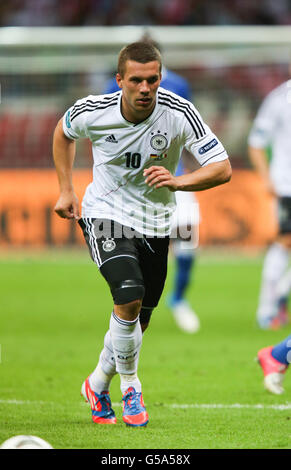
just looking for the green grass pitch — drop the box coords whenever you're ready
[1,248,291,449]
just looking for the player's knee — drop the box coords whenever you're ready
[110,279,145,307]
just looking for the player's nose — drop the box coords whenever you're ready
[140,80,150,93]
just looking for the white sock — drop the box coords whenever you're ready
[99,330,116,376]
[109,311,142,393]
[89,331,117,394]
[89,363,115,394]
[276,267,291,300]
[119,372,141,394]
[257,243,289,321]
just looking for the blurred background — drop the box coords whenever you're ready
[1,0,291,249]
[3,2,291,450]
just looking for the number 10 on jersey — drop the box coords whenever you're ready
[125,152,141,169]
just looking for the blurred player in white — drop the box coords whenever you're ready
[248,77,291,330]
[104,35,200,334]
[53,41,231,427]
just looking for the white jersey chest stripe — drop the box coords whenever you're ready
[158,91,205,137]
[71,99,118,122]
[71,95,118,117]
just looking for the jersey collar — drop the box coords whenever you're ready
[117,90,159,127]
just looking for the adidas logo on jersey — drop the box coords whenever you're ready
[105,134,118,143]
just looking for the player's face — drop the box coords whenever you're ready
[116,60,161,123]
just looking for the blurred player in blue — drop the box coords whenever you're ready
[104,36,200,334]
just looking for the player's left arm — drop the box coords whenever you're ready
[144,159,231,192]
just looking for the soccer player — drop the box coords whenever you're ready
[104,38,200,334]
[248,78,291,330]
[257,335,291,394]
[53,41,231,427]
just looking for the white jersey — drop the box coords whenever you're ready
[248,80,291,197]
[63,87,228,236]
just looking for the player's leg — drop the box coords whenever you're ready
[89,307,152,396]
[257,334,291,394]
[88,273,144,397]
[88,330,116,394]
[109,298,144,396]
[114,236,169,426]
[89,305,153,427]
[139,236,170,328]
[269,233,291,327]
[97,268,146,426]
[79,218,146,425]
[168,191,200,333]
[169,238,200,333]
[102,250,153,427]
[112,236,170,427]
[256,242,289,328]
[276,267,291,324]
[89,236,170,426]
[256,197,291,329]
[171,238,196,305]
[274,199,291,325]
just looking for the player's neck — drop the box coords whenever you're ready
[120,97,156,124]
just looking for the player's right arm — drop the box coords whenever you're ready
[53,95,93,219]
[53,118,80,220]
[248,89,280,197]
[248,145,276,196]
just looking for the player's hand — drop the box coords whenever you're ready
[144,166,178,192]
[54,190,80,220]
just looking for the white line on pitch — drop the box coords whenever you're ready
[1,399,291,411]
[168,403,291,411]
[0,399,48,405]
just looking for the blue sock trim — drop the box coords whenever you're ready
[271,334,291,365]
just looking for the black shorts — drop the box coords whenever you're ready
[78,218,169,312]
[278,197,291,234]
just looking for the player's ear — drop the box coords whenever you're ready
[116,73,123,89]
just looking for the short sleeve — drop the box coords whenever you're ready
[183,104,228,166]
[62,96,93,140]
[248,91,281,149]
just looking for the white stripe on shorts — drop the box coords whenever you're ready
[84,218,102,267]
[100,254,138,268]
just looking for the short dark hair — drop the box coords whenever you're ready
[117,41,162,77]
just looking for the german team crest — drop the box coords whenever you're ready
[102,238,116,252]
[150,133,168,151]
